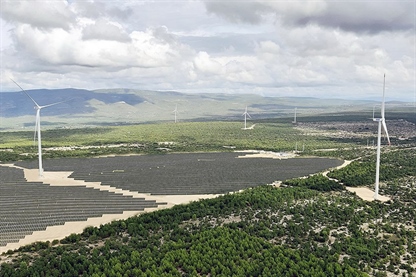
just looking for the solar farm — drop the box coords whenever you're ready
[1,152,343,250]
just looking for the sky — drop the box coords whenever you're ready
[0,0,415,101]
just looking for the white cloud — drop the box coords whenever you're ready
[10,21,189,69]
[82,19,130,42]
[1,0,74,30]
[255,40,281,63]
[224,57,274,85]
[193,51,224,75]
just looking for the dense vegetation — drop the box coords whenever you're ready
[328,148,416,187]
[283,174,344,191]
[0,122,354,162]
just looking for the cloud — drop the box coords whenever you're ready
[1,0,74,30]
[10,18,190,69]
[294,2,414,33]
[202,0,414,34]
[193,51,224,75]
[71,0,133,21]
[204,1,270,24]
[224,57,274,85]
[82,19,131,42]
[151,26,178,45]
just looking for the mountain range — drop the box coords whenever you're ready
[0,88,413,131]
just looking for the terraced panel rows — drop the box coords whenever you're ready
[0,166,165,247]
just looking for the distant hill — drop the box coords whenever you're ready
[0,88,145,117]
[0,88,413,130]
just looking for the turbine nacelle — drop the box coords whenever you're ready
[242,106,251,118]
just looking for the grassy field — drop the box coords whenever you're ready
[0,121,356,162]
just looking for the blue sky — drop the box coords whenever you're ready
[1,0,415,101]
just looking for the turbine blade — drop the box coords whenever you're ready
[247,113,251,119]
[34,122,37,144]
[10,78,40,107]
[382,120,391,145]
[34,111,39,145]
[40,99,70,109]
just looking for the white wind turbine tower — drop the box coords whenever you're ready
[242,106,251,129]
[173,104,178,123]
[373,74,391,200]
[292,107,297,124]
[12,79,67,177]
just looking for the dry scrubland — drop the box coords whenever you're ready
[296,120,416,142]
[1,120,416,277]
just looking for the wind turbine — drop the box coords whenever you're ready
[292,107,297,124]
[11,79,67,177]
[173,104,178,123]
[242,106,251,130]
[373,74,391,200]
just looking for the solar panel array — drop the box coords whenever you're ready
[4,153,343,248]
[16,153,343,195]
[0,166,166,247]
